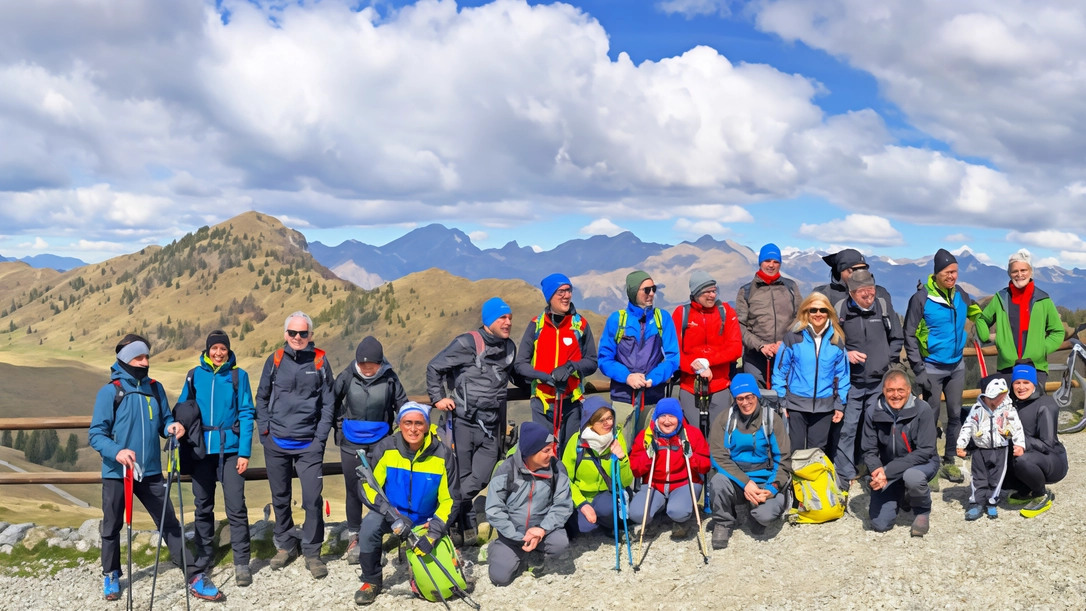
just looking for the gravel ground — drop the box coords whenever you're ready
[4,433,1086,611]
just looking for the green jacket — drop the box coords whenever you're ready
[561,429,633,508]
[978,284,1065,373]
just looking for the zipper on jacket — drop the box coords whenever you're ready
[525,479,535,532]
[209,371,216,452]
[812,330,821,410]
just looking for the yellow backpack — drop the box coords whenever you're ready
[789,448,847,524]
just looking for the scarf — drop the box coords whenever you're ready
[1008,280,1034,358]
[756,270,781,285]
[580,428,614,454]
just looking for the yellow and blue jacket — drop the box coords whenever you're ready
[361,426,455,526]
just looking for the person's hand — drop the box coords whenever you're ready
[237,457,249,474]
[759,344,775,358]
[698,368,713,380]
[832,410,844,424]
[414,535,435,556]
[869,467,887,491]
[434,398,456,412]
[580,504,597,524]
[914,371,932,397]
[644,439,657,460]
[609,439,626,460]
[625,373,646,389]
[956,447,967,458]
[681,440,693,457]
[743,480,764,505]
[1013,445,1025,457]
[166,422,185,439]
[848,350,867,365]
[522,527,545,552]
[115,449,136,470]
[551,364,574,385]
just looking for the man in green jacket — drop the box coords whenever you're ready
[977,250,1065,386]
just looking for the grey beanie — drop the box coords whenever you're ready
[688,270,717,300]
[846,269,876,293]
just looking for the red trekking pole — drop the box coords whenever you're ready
[553,394,564,453]
[123,464,135,611]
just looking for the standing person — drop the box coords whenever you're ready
[860,369,939,536]
[814,248,873,305]
[627,398,711,539]
[832,270,904,488]
[1005,361,1066,517]
[255,311,336,579]
[561,396,633,535]
[515,273,598,453]
[485,422,574,587]
[598,270,680,448]
[904,248,987,484]
[736,244,802,387]
[672,270,743,428]
[707,374,791,549]
[175,330,256,587]
[773,292,850,454]
[88,335,221,601]
[956,377,1025,520]
[333,336,408,564]
[427,297,517,546]
[976,251,1065,386]
[354,402,455,606]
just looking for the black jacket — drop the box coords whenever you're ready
[1013,389,1067,457]
[836,289,904,388]
[172,398,206,474]
[426,327,517,429]
[255,343,335,450]
[332,360,408,451]
[861,395,938,482]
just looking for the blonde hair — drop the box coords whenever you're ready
[791,292,845,346]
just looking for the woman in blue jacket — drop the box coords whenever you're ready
[773,292,850,454]
[176,330,257,588]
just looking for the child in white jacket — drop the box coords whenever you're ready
[957,377,1024,520]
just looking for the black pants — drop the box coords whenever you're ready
[190,453,250,570]
[970,447,1010,506]
[449,418,499,530]
[341,446,377,533]
[742,351,773,388]
[101,475,197,580]
[788,411,834,453]
[357,511,393,584]
[264,442,325,557]
[1004,450,1067,497]
[922,366,965,461]
[530,397,580,455]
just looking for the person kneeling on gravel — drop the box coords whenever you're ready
[957,377,1025,521]
[355,402,456,605]
[485,422,574,586]
[860,369,939,536]
[707,374,791,549]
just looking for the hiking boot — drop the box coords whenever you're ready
[986,505,998,519]
[234,564,252,587]
[964,504,983,521]
[346,534,360,564]
[910,513,930,537]
[670,519,691,539]
[940,460,964,483]
[748,520,767,536]
[188,573,225,602]
[269,546,298,570]
[450,529,464,548]
[306,555,328,579]
[1008,491,1043,506]
[462,527,478,547]
[711,525,732,550]
[1021,491,1054,518]
[526,550,545,577]
[103,570,121,601]
[354,582,381,606]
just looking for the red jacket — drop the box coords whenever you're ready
[629,422,711,493]
[671,301,743,395]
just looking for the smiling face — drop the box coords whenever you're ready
[760,259,780,276]
[694,286,717,308]
[284,316,311,350]
[549,284,572,315]
[589,408,615,436]
[883,375,910,410]
[851,285,876,310]
[1009,261,1032,289]
[636,278,656,308]
[735,392,758,416]
[1013,379,1035,399]
[399,413,427,448]
[655,413,679,435]
[936,263,959,290]
[487,313,513,339]
[208,343,229,366]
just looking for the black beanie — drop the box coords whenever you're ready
[933,248,957,275]
[355,336,384,364]
[206,329,230,352]
[822,249,866,281]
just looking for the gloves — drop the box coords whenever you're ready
[426,517,447,541]
[414,535,435,556]
[691,358,710,373]
[914,371,932,398]
[551,363,576,385]
[681,440,693,458]
[644,439,657,459]
[533,370,556,387]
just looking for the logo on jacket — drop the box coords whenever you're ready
[563,337,573,346]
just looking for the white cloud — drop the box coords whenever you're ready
[17,237,48,250]
[945,233,972,242]
[468,231,488,242]
[657,0,732,18]
[65,240,129,253]
[1058,251,1086,267]
[673,218,730,237]
[1036,256,1061,268]
[797,214,905,246]
[670,204,754,223]
[1007,230,1086,252]
[580,218,626,237]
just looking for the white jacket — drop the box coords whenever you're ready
[957,397,1025,450]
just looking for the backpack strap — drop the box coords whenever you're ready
[467,330,485,369]
[574,444,613,494]
[615,310,627,342]
[680,304,691,345]
[111,380,125,418]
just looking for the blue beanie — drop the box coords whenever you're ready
[540,273,572,302]
[520,421,553,457]
[1012,363,1039,386]
[397,401,431,425]
[759,243,782,263]
[481,297,511,328]
[653,398,684,437]
[730,373,761,399]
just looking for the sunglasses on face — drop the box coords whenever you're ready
[554,288,573,296]
[286,330,310,338]
[642,285,657,295]
[850,265,869,272]
[808,308,830,314]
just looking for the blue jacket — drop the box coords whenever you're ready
[904,276,985,370]
[709,403,792,496]
[598,303,680,404]
[773,325,850,413]
[88,363,176,480]
[175,352,256,459]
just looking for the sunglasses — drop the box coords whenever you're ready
[808,308,830,315]
[642,285,658,295]
[850,265,869,272]
[554,288,573,296]
[286,330,310,338]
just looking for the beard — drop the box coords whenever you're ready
[1012,277,1031,289]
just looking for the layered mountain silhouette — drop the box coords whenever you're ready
[0,253,86,272]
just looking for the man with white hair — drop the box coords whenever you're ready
[977,250,1065,386]
[255,311,336,578]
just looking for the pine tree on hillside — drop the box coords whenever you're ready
[1,430,12,448]
[14,430,26,451]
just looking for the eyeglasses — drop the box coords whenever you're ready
[286,330,310,338]
[400,421,427,430]
[808,308,830,315]
[642,285,657,295]
[554,288,573,296]
[735,394,758,404]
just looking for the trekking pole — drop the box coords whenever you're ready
[622,485,633,567]
[682,450,710,564]
[695,377,711,511]
[176,459,191,611]
[610,456,620,571]
[552,394,564,453]
[634,448,657,571]
[124,464,135,611]
[148,437,178,611]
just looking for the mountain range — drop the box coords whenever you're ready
[0,253,86,272]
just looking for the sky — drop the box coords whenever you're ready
[1,0,1085,269]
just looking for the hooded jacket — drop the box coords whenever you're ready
[485,448,574,539]
[175,352,256,458]
[671,300,743,394]
[904,276,987,371]
[88,362,176,479]
[560,404,633,508]
[426,327,517,429]
[837,295,905,388]
[362,427,455,529]
[598,302,680,405]
[514,304,598,408]
[254,343,335,451]
[957,396,1026,450]
[735,274,802,352]
[709,401,791,495]
[1013,388,1067,457]
[860,395,939,482]
[629,421,711,493]
[772,325,850,413]
[332,360,408,450]
[815,248,869,306]
[978,283,1065,373]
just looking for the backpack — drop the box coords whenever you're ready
[111,379,167,419]
[531,311,585,342]
[271,347,327,384]
[679,301,728,344]
[615,308,664,343]
[788,448,846,524]
[834,296,892,333]
[405,525,471,604]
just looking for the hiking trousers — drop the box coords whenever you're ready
[264,441,325,557]
[832,385,881,481]
[190,453,250,571]
[629,483,701,525]
[530,396,581,455]
[922,363,965,461]
[970,446,1010,506]
[357,510,392,583]
[709,473,787,530]
[787,410,834,454]
[571,491,616,534]
[341,445,378,534]
[101,475,198,580]
[487,530,569,587]
[1004,450,1068,498]
[742,350,773,388]
[868,460,937,532]
[450,418,500,530]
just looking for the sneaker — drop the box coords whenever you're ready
[1008,491,1043,506]
[940,461,964,483]
[987,505,998,519]
[711,525,732,550]
[188,573,225,602]
[346,534,360,564]
[965,504,983,521]
[910,513,930,537]
[355,582,381,606]
[234,564,252,587]
[670,519,691,539]
[748,520,767,536]
[269,546,298,570]
[306,555,328,579]
[103,570,121,601]
[1021,491,1054,518]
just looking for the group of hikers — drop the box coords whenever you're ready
[87,244,1072,605]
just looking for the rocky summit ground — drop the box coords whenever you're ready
[4,432,1086,611]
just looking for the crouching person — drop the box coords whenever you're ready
[355,402,455,606]
[707,374,791,549]
[485,422,574,586]
[861,369,939,536]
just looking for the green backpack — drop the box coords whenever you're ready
[406,525,472,604]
